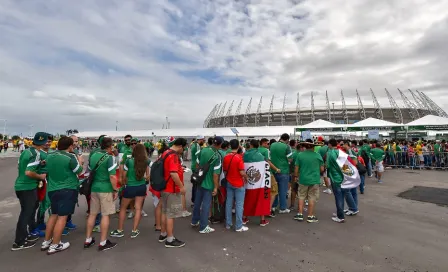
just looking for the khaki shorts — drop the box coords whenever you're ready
[298,184,320,202]
[270,175,278,197]
[90,192,115,216]
[376,161,384,173]
[161,192,183,219]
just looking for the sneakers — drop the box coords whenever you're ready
[260,220,270,227]
[110,229,124,238]
[182,210,192,217]
[279,209,291,214]
[62,229,70,236]
[236,226,249,232]
[47,242,70,255]
[345,210,359,216]
[323,188,332,194]
[158,235,167,243]
[84,238,95,249]
[130,229,140,239]
[190,222,199,227]
[141,210,148,217]
[242,217,249,225]
[269,209,276,218]
[331,216,345,223]
[199,225,215,234]
[27,233,39,242]
[127,212,134,219]
[378,180,383,184]
[41,239,52,251]
[11,241,36,251]
[307,215,319,223]
[165,238,185,248]
[92,225,100,233]
[293,213,304,221]
[98,240,117,251]
[65,220,77,230]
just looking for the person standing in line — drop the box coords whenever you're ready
[41,136,83,254]
[359,140,372,177]
[370,143,386,183]
[270,133,293,214]
[190,136,205,206]
[259,138,280,218]
[327,139,345,223]
[12,132,48,251]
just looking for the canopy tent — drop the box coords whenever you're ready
[346,117,404,131]
[406,115,448,131]
[296,119,344,132]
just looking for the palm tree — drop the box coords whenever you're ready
[73,129,79,134]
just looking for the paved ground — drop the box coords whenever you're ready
[0,157,447,272]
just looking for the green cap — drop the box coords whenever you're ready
[33,132,48,146]
[131,138,139,142]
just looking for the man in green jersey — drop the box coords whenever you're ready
[358,140,372,177]
[41,136,83,255]
[85,137,119,251]
[12,132,48,251]
[370,143,386,183]
[190,135,205,204]
[270,133,293,213]
[191,136,222,234]
[327,139,345,223]
[434,140,442,168]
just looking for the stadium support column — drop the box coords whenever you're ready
[326,91,331,121]
[295,92,301,125]
[421,92,448,118]
[224,100,234,128]
[416,90,437,116]
[409,89,429,117]
[233,99,243,127]
[398,88,419,120]
[311,92,315,122]
[203,104,218,128]
[211,103,222,127]
[268,95,274,126]
[385,88,403,124]
[356,90,367,120]
[255,97,263,127]
[341,90,349,124]
[370,88,384,120]
[218,101,227,127]
[243,98,252,127]
[281,93,286,126]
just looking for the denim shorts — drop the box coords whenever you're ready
[48,189,78,216]
[122,184,147,199]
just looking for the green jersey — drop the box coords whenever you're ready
[124,157,152,186]
[90,150,117,193]
[270,141,293,174]
[15,147,41,191]
[326,148,344,186]
[198,147,221,191]
[358,144,371,158]
[370,148,385,163]
[37,150,48,174]
[258,147,270,161]
[121,149,133,165]
[46,150,83,192]
[317,145,329,161]
[434,144,441,154]
[191,142,201,172]
[295,150,324,186]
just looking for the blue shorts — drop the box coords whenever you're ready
[122,184,147,199]
[48,189,78,216]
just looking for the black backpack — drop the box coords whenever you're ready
[191,151,219,186]
[361,149,370,164]
[79,153,108,196]
[150,150,176,192]
[357,161,367,175]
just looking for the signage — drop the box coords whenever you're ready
[295,127,343,132]
[347,126,404,132]
[301,130,312,140]
[230,128,239,135]
[408,125,448,131]
[367,130,379,140]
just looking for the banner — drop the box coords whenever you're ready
[336,150,361,189]
[244,152,271,217]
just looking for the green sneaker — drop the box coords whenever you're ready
[110,229,124,238]
[293,213,304,221]
[130,229,140,239]
[307,215,319,223]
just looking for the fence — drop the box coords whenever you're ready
[382,151,448,170]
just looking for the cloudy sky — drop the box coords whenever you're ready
[1,0,447,135]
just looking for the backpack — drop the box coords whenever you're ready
[150,150,176,192]
[191,150,219,186]
[79,153,108,196]
[356,161,367,175]
[361,149,370,164]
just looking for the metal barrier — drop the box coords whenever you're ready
[383,151,448,170]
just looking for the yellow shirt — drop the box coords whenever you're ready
[416,144,423,155]
[50,140,58,149]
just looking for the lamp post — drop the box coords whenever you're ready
[29,124,34,137]
[0,119,6,139]
[332,103,335,122]
[116,121,118,131]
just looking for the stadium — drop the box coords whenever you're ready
[204,89,448,128]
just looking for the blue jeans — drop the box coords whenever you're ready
[192,187,212,231]
[359,175,366,194]
[367,160,372,177]
[343,188,358,212]
[331,183,345,220]
[273,173,289,210]
[226,183,245,229]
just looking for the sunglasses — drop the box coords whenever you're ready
[131,142,137,145]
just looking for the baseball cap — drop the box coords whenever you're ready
[197,135,205,140]
[214,136,224,145]
[33,132,48,146]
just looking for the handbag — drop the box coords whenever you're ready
[79,153,108,195]
[221,153,236,187]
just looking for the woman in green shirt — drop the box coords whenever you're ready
[111,144,150,239]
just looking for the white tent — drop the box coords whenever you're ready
[406,115,448,131]
[297,119,344,132]
[346,117,404,131]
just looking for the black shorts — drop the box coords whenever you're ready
[48,189,78,216]
[122,184,147,199]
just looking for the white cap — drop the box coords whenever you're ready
[197,135,205,140]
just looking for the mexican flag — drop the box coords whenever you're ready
[336,150,361,189]
[243,150,271,217]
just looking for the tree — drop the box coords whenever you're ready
[73,129,79,134]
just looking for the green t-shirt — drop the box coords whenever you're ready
[124,157,152,186]
[46,150,83,192]
[37,150,48,174]
[358,144,371,158]
[198,147,221,191]
[119,144,131,155]
[370,148,385,163]
[120,149,133,165]
[258,147,270,161]
[326,148,344,186]
[191,142,201,172]
[434,144,441,154]
[295,150,324,186]
[318,145,329,161]
[15,147,41,191]
[270,142,293,174]
[90,150,117,193]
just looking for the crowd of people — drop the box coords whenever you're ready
[14,130,441,255]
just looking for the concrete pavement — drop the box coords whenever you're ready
[0,157,447,272]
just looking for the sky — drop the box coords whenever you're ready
[1,0,448,136]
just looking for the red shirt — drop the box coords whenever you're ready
[223,153,245,188]
[162,150,184,193]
